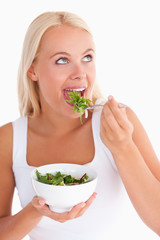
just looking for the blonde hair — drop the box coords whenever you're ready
[18,11,103,116]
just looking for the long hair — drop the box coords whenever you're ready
[18,11,103,116]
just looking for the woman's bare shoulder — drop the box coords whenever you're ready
[0,122,13,166]
[0,122,13,142]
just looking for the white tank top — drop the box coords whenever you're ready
[12,106,127,240]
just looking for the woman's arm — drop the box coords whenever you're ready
[0,123,96,240]
[0,204,43,240]
[100,96,160,236]
[0,123,42,240]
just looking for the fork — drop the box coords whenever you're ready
[83,104,128,110]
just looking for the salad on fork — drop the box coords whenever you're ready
[66,91,127,125]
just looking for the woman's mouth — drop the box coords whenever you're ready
[63,88,86,106]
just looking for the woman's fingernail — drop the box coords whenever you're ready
[108,95,113,101]
[39,200,44,206]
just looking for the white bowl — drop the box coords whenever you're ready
[31,163,98,213]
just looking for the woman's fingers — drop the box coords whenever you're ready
[102,102,120,132]
[102,95,133,133]
[31,193,97,223]
[76,192,97,217]
[103,96,128,130]
[32,196,51,215]
[47,193,97,222]
[65,202,87,220]
[63,192,97,220]
[100,96,134,152]
[32,196,45,208]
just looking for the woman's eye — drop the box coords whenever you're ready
[83,55,92,62]
[56,58,68,64]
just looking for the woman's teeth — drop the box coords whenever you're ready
[64,88,85,92]
[64,88,85,98]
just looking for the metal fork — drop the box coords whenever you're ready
[83,104,128,110]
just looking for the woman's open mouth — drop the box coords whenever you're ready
[63,88,86,106]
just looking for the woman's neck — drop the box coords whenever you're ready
[29,111,92,137]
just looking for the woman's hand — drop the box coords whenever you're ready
[31,192,97,223]
[100,96,134,155]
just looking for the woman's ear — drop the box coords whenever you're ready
[27,64,38,81]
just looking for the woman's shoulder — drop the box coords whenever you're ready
[0,122,13,166]
[0,122,13,143]
[0,121,13,137]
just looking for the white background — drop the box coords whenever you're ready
[0,0,160,239]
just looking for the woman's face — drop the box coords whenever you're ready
[31,24,96,118]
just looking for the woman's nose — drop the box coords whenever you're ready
[70,64,86,80]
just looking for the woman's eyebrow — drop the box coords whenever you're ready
[50,52,70,58]
[50,48,95,59]
[82,48,95,55]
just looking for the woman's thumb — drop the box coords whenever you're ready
[32,196,45,208]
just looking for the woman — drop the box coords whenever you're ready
[0,11,160,240]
